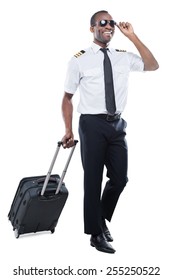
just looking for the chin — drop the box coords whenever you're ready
[102,38,111,44]
[103,40,111,46]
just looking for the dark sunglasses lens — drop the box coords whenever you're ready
[109,20,115,27]
[99,20,115,27]
[100,20,107,27]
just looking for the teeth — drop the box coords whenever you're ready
[104,31,112,37]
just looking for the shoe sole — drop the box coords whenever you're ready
[90,242,115,254]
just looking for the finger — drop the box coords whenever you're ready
[119,22,129,29]
[65,137,74,148]
[119,22,125,28]
[62,141,67,148]
[62,138,70,149]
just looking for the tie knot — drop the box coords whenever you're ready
[100,48,108,54]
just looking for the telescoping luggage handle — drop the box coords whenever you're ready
[41,140,78,196]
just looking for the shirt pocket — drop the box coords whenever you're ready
[112,65,130,96]
[83,67,102,77]
[114,65,129,74]
[113,65,129,83]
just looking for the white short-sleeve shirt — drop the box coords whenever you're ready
[64,42,144,114]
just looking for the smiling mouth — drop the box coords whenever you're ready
[103,31,113,37]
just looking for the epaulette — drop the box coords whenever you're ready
[74,50,85,58]
[115,49,126,52]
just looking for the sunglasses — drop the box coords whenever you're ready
[94,19,116,28]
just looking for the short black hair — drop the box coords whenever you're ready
[90,10,108,26]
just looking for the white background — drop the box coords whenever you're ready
[0,0,172,279]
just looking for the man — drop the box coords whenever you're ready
[61,10,159,254]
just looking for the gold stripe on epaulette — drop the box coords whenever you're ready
[74,50,85,58]
[115,49,126,52]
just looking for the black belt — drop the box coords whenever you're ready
[93,113,121,122]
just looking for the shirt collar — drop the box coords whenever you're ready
[91,42,101,53]
[91,42,114,54]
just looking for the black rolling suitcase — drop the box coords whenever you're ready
[8,140,78,238]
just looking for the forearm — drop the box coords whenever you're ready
[128,33,159,71]
[62,93,73,133]
[61,92,74,148]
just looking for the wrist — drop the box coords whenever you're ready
[128,33,138,42]
[65,128,73,139]
[66,127,72,133]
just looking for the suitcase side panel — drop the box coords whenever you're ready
[8,175,60,225]
[12,183,68,235]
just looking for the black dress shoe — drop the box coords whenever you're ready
[90,233,115,254]
[102,219,113,242]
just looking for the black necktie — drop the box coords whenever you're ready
[100,48,116,115]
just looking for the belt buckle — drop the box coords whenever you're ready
[106,114,114,121]
[106,114,120,121]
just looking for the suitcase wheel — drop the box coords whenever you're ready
[51,228,55,234]
[14,229,20,238]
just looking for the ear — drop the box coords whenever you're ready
[90,26,94,33]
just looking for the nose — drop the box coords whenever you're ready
[105,25,114,33]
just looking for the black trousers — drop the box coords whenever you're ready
[79,114,128,235]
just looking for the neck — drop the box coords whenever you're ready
[93,40,109,48]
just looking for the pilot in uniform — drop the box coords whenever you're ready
[64,42,144,249]
[62,10,158,254]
